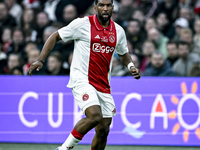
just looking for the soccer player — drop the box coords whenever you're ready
[28,0,141,150]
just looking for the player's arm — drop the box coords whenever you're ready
[29,31,61,76]
[118,53,141,79]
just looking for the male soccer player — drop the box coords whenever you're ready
[29,0,141,150]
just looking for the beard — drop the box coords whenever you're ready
[97,10,112,22]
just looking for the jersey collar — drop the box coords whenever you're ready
[93,14,113,31]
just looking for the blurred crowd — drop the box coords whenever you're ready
[0,0,200,77]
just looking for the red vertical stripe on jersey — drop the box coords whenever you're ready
[88,15,117,94]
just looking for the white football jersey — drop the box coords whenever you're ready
[58,15,128,94]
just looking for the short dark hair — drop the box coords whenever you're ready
[12,27,24,38]
[8,53,24,66]
[49,51,64,64]
[151,50,165,58]
[10,66,23,75]
[178,41,190,48]
[95,0,113,5]
[128,19,141,27]
[144,40,158,49]
[167,40,178,47]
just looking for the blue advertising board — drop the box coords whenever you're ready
[0,76,200,146]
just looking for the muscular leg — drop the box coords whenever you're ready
[91,118,112,150]
[74,105,103,135]
[60,105,103,150]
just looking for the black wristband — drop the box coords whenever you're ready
[38,59,44,64]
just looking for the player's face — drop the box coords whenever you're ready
[95,0,114,22]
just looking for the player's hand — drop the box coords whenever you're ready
[29,61,43,76]
[130,67,140,79]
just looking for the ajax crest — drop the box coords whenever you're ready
[82,93,89,101]
[109,35,115,43]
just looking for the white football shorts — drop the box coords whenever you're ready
[72,83,116,118]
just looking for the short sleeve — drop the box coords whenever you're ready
[58,18,83,42]
[115,26,129,55]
